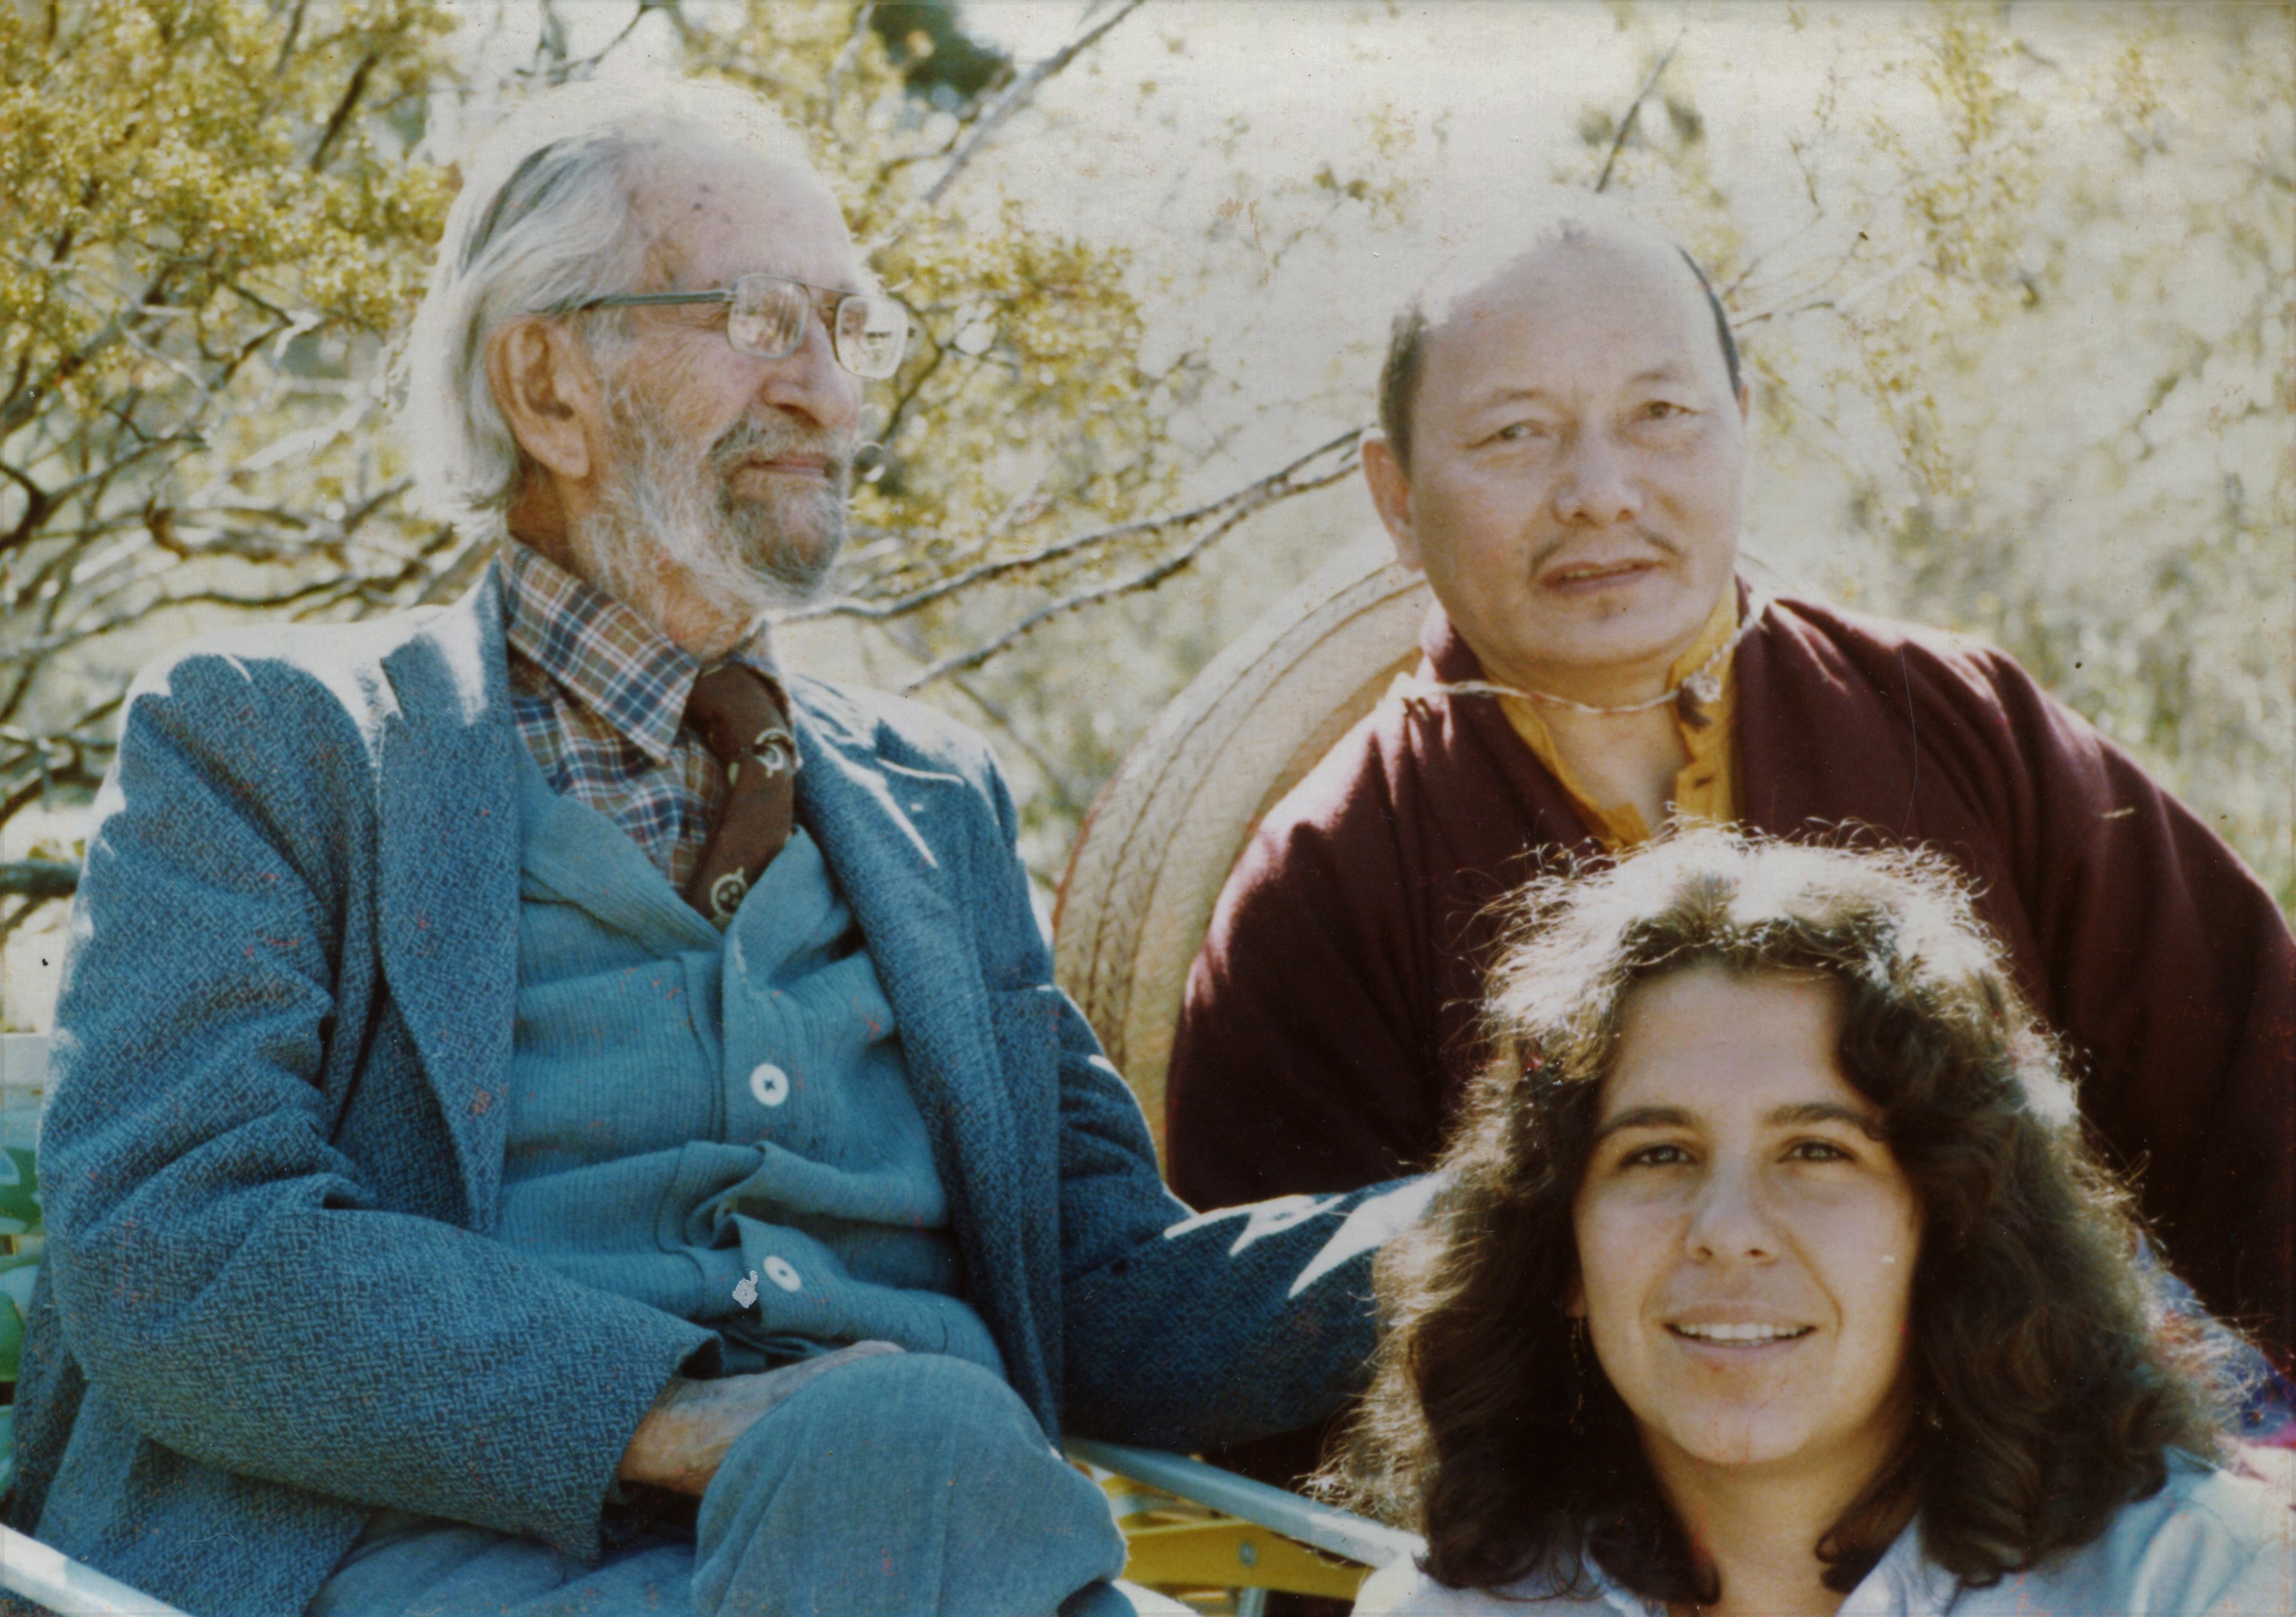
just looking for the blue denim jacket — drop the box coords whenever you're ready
[10,567,1422,1617]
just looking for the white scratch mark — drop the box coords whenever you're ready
[1162,1192,1345,1254]
[1289,1177,1445,1298]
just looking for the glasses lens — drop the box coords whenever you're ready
[727,274,809,359]
[835,295,909,380]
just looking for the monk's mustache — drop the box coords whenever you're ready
[708,413,853,486]
[1529,527,1684,572]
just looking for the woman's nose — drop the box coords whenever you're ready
[1684,1165,1779,1263]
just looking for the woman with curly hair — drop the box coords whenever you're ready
[1337,829,2290,1616]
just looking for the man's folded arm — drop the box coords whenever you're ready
[1957,643,2296,1365]
[1052,990,1437,1453]
[41,657,713,1557]
[949,751,1416,1451]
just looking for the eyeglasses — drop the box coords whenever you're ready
[570,271,910,380]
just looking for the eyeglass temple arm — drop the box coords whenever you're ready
[572,290,734,312]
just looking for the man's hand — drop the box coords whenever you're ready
[618,1341,904,1496]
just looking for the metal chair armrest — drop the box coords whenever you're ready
[0,1523,191,1616]
[1064,1436,1424,1570]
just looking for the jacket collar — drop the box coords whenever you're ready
[374,566,523,1227]
[367,575,1040,1377]
[781,679,1051,1411]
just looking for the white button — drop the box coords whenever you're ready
[749,1063,790,1107]
[763,1256,802,1293]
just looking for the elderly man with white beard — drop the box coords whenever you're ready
[4,81,1424,1617]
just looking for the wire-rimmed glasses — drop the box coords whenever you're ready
[570,271,909,380]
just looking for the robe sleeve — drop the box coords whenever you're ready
[1165,721,1450,1212]
[1923,642,2296,1365]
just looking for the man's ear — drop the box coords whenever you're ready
[486,316,599,486]
[1361,431,1421,571]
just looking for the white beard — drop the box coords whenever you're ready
[576,380,851,636]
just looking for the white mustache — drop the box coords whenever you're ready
[709,414,853,486]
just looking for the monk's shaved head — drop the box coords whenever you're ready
[1378,205,1741,472]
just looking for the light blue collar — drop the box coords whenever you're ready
[1567,1523,1957,1617]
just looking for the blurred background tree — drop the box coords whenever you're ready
[2,0,2289,1030]
[0,0,455,939]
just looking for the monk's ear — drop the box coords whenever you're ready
[486,316,600,485]
[1361,431,1421,570]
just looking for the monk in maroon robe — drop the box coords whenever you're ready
[1164,209,2293,1539]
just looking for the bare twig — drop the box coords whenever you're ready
[0,861,77,901]
[270,0,310,78]
[1595,28,1687,194]
[949,672,1088,819]
[896,446,1360,694]
[868,0,1149,252]
[0,895,60,945]
[792,426,1364,625]
[824,2,877,112]
[308,51,377,172]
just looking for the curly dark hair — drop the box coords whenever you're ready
[1330,828,2231,1606]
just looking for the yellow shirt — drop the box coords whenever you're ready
[1498,590,1741,849]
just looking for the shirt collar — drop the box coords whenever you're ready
[496,538,780,764]
[1836,1520,1959,1616]
[1668,583,1741,690]
[1562,1521,1952,1617]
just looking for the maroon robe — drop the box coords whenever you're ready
[1167,592,2296,1375]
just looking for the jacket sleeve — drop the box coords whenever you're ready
[966,749,1431,1452]
[1051,986,1436,1451]
[38,649,716,1557]
[1935,643,2296,1367]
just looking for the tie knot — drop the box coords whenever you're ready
[685,666,795,770]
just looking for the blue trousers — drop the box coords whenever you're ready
[306,1352,1149,1616]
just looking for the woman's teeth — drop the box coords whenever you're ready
[1670,1323,1811,1343]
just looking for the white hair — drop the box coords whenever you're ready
[402,78,817,524]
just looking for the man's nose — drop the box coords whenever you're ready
[757,312,863,435]
[1684,1166,1778,1264]
[1552,431,1642,526]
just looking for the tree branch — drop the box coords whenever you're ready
[792,426,1363,624]
[1595,28,1686,194]
[824,1,877,113]
[894,447,1360,693]
[0,861,77,900]
[309,51,377,172]
[868,0,1148,252]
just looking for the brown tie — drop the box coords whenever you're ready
[682,666,799,926]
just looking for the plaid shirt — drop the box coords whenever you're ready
[499,539,781,893]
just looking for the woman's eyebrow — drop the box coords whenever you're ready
[1766,1100,1886,1139]
[1590,1104,1693,1143]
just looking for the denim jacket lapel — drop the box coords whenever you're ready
[784,682,1041,1374]
[374,569,523,1228]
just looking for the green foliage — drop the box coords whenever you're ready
[870,0,1006,106]
[0,0,457,868]
[1558,2,2292,906]
[0,1145,41,1388]
[0,1143,39,1236]
[0,0,2285,987]
[673,2,1178,587]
